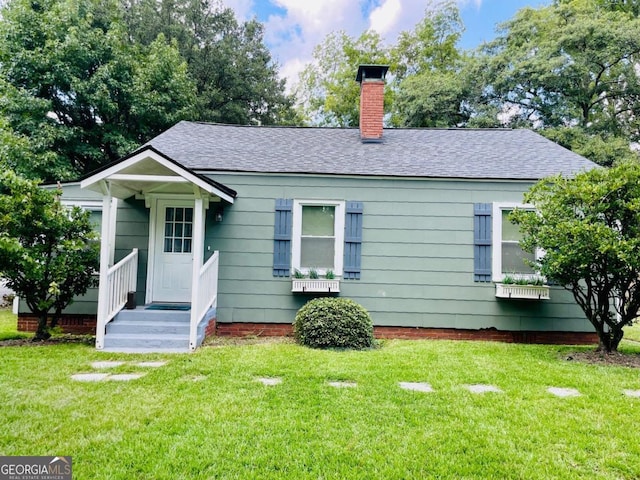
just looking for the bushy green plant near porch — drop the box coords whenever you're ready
[293,297,374,349]
[0,170,99,340]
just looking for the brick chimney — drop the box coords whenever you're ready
[356,64,389,142]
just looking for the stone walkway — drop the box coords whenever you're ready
[252,377,639,398]
[71,361,167,382]
[71,366,639,397]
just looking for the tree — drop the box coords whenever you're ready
[391,2,473,127]
[474,0,640,163]
[295,30,391,127]
[0,171,100,340]
[122,0,295,125]
[295,3,470,128]
[510,161,640,352]
[0,0,196,180]
[541,127,639,167]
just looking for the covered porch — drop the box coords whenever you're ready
[80,146,236,352]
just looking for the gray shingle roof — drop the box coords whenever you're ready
[146,121,597,180]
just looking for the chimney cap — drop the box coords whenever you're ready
[356,64,389,83]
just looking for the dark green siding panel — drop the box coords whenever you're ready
[114,198,150,302]
[365,242,472,259]
[207,173,590,332]
[364,256,472,273]
[51,173,591,334]
[53,183,103,202]
[365,215,470,231]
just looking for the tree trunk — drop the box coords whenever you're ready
[32,311,51,341]
[50,307,62,329]
[595,326,623,353]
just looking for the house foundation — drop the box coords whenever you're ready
[17,315,598,345]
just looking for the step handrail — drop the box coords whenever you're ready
[96,248,138,349]
[189,251,219,350]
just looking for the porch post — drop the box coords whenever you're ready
[189,195,205,351]
[96,183,114,350]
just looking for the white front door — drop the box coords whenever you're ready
[151,200,194,303]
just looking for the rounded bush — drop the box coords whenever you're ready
[293,297,374,350]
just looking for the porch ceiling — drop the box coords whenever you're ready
[80,146,236,203]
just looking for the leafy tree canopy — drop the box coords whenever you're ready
[295,30,391,127]
[0,170,100,340]
[473,0,640,163]
[391,2,474,127]
[295,2,465,127]
[122,0,296,126]
[0,0,197,180]
[511,161,640,352]
[0,0,296,182]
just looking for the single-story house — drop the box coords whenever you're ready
[18,65,599,352]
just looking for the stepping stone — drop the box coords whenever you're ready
[256,377,282,386]
[71,373,110,382]
[466,384,503,394]
[547,387,581,397]
[136,361,167,368]
[108,373,146,381]
[623,389,640,398]
[399,382,434,393]
[91,361,125,369]
[190,375,207,382]
[328,381,357,388]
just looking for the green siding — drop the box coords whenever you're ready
[42,174,592,333]
[114,198,150,304]
[203,173,592,332]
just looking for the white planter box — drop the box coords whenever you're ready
[495,283,550,300]
[292,279,340,293]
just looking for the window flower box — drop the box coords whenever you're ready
[495,283,550,300]
[292,279,340,293]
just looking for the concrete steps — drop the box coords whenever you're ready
[102,307,192,353]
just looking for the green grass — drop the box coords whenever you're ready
[0,308,30,341]
[1,334,640,479]
[624,322,640,342]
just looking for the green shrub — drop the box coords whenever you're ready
[293,297,375,350]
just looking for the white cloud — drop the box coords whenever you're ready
[369,0,402,37]
[223,0,484,88]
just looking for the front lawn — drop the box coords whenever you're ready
[0,308,29,341]
[1,330,640,479]
[624,322,640,342]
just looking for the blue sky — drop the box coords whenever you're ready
[223,0,551,87]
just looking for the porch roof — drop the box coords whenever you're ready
[80,146,237,203]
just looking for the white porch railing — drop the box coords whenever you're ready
[96,248,138,349]
[189,251,219,351]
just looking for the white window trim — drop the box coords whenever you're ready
[492,202,542,282]
[291,199,345,276]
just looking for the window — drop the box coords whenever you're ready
[163,207,193,253]
[292,200,345,275]
[492,203,537,281]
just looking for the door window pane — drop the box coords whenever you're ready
[163,207,193,253]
